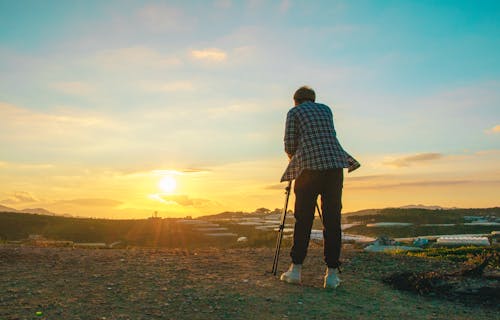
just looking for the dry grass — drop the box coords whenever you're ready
[0,245,498,320]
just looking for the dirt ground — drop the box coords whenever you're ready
[0,244,498,320]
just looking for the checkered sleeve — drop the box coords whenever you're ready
[284,110,297,157]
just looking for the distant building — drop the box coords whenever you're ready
[28,234,45,240]
[27,235,73,247]
[149,211,162,220]
[436,236,490,246]
[463,216,488,222]
[73,243,107,248]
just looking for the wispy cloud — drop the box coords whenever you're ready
[50,81,95,95]
[350,179,500,190]
[152,194,213,207]
[54,198,122,207]
[141,81,195,93]
[0,191,38,205]
[0,102,122,143]
[383,153,444,167]
[279,0,291,13]
[181,168,212,173]
[152,169,211,176]
[485,124,500,134]
[246,0,265,9]
[137,4,194,32]
[422,82,500,110]
[190,48,227,62]
[214,0,232,9]
[264,183,287,190]
[205,101,266,118]
[346,175,388,182]
[0,102,103,128]
[0,161,54,170]
[93,47,182,69]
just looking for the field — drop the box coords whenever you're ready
[1,245,498,320]
[1,208,499,319]
[343,208,500,238]
[1,207,499,249]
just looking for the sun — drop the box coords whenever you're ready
[159,175,177,193]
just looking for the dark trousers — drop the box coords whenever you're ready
[291,169,343,268]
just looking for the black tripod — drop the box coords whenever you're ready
[271,181,323,275]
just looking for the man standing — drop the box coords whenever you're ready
[280,86,360,289]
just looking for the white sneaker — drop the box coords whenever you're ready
[324,267,341,289]
[280,264,302,284]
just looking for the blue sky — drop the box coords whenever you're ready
[0,0,499,217]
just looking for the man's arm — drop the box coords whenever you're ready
[284,110,297,158]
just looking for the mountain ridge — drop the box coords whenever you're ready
[1,204,495,220]
[0,204,59,216]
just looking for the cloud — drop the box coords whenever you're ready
[93,47,182,69]
[151,169,211,176]
[0,161,54,170]
[180,168,212,174]
[154,194,212,207]
[421,82,500,111]
[190,48,227,62]
[383,153,444,167]
[346,175,388,182]
[214,0,232,9]
[137,4,193,32]
[485,124,500,134]
[350,179,500,190]
[474,149,500,156]
[264,183,288,190]
[279,0,291,13]
[0,102,105,129]
[246,0,265,9]
[1,191,39,204]
[0,102,122,143]
[54,198,122,207]
[205,101,267,118]
[141,81,194,93]
[50,81,95,95]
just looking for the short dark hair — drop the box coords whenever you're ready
[293,86,316,104]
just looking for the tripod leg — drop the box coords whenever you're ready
[315,203,323,223]
[272,181,292,275]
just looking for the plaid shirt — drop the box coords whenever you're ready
[281,101,360,182]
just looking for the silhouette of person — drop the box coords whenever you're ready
[279,86,360,288]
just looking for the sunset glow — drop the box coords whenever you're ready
[0,1,498,218]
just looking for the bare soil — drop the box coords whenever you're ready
[0,244,498,320]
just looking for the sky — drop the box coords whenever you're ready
[0,0,499,218]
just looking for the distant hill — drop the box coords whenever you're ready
[0,204,58,216]
[20,207,58,215]
[397,204,459,210]
[343,207,500,238]
[343,208,382,216]
[200,211,251,220]
[0,205,18,213]
[0,211,253,248]
[2,206,499,246]
[202,205,467,219]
